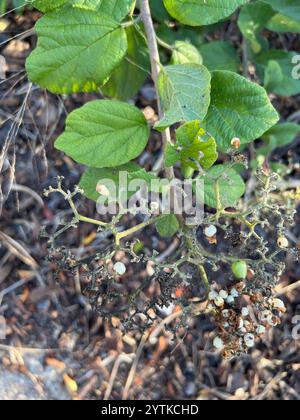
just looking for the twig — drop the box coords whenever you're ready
[103,354,134,400]
[0,278,32,300]
[140,0,174,181]
[123,308,185,400]
[11,184,44,207]
[122,332,150,400]
[253,372,287,400]
[0,231,38,268]
[275,279,300,296]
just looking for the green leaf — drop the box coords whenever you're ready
[199,41,240,72]
[195,164,246,209]
[171,41,203,65]
[267,13,300,33]
[80,163,158,202]
[32,0,135,20]
[156,215,180,238]
[203,71,279,152]
[196,137,218,170]
[150,0,170,23]
[155,64,211,130]
[165,144,180,167]
[157,25,204,49]
[263,0,300,23]
[261,123,300,151]
[28,0,68,12]
[55,100,149,168]
[256,50,300,96]
[264,60,284,92]
[238,1,275,53]
[167,121,218,170]
[26,9,127,94]
[163,0,248,26]
[102,25,150,100]
[72,0,136,21]
[269,162,291,177]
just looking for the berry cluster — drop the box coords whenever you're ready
[208,283,286,358]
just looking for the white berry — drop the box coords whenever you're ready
[260,310,272,323]
[241,307,249,317]
[113,262,126,275]
[219,290,228,299]
[244,333,255,348]
[238,319,244,330]
[257,325,266,335]
[272,298,286,312]
[226,295,235,305]
[230,288,239,298]
[222,309,230,319]
[205,225,217,238]
[277,236,289,248]
[150,201,160,212]
[213,337,224,350]
[208,290,218,301]
[96,183,110,197]
[214,296,225,308]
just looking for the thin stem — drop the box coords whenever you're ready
[214,180,223,220]
[115,216,162,246]
[156,36,174,52]
[199,264,210,293]
[64,195,107,227]
[44,181,108,228]
[242,37,249,78]
[140,0,175,180]
[122,15,142,28]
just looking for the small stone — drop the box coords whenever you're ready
[184,382,196,397]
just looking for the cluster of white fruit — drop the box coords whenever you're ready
[208,287,239,310]
[208,283,286,356]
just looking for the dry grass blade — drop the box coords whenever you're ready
[0,231,38,268]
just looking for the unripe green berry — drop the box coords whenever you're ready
[231,260,248,280]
